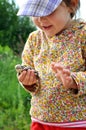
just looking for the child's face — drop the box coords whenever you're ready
[32,2,72,37]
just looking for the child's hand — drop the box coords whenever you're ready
[18,69,37,86]
[51,62,78,89]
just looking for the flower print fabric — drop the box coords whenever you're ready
[22,19,86,123]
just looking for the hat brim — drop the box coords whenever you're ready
[17,0,62,17]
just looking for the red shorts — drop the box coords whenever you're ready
[31,122,86,130]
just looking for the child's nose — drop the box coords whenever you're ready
[38,16,47,22]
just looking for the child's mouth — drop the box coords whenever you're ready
[42,25,52,30]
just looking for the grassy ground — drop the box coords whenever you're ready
[0,46,31,130]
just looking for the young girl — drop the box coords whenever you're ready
[16,0,86,129]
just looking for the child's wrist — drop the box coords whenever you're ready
[23,78,40,93]
[23,83,38,92]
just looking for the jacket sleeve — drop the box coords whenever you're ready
[70,24,86,96]
[20,33,40,94]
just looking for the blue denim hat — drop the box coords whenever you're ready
[17,0,62,17]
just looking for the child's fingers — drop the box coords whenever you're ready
[23,70,31,85]
[18,70,37,85]
[62,69,70,76]
[51,62,57,72]
[65,77,73,89]
[55,68,71,86]
[55,73,61,81]
[22,70,36,85]
[54,64,63,71]
[66,76,72,82]
[51,62,55,66]
[51,62,64,73]
[18,70,27,82]
[28,70,37,85]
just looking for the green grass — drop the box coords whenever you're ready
[0,46,31,130]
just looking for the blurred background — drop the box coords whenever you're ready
[0,0,36,130]
[0,0,86,130]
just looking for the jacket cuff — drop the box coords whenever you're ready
[69,72,85,96]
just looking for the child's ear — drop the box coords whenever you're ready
[68,7,75,15]
[68,7,75,18]
[68,0,79,18]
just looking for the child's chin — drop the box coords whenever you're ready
[44,32,55,38]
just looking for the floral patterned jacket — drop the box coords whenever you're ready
[21,19,86,124]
